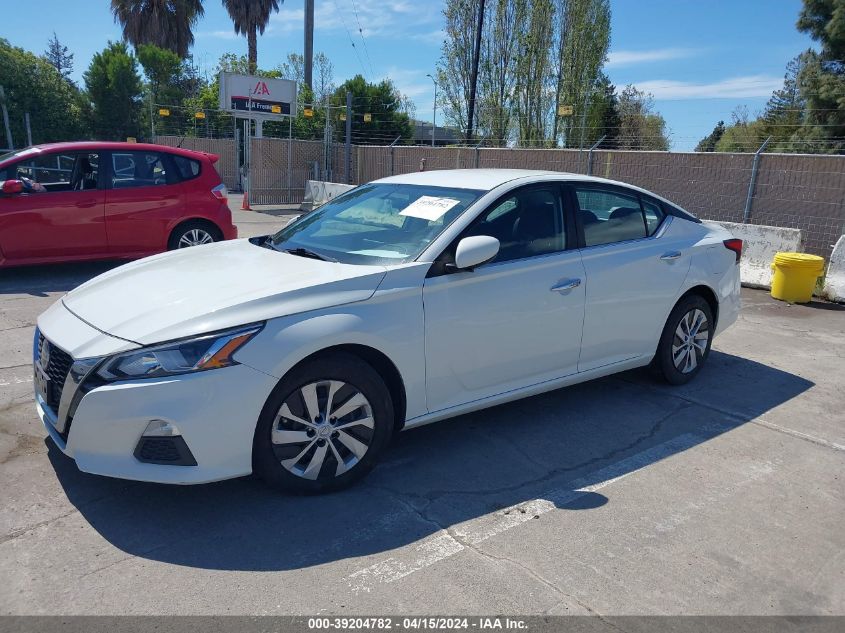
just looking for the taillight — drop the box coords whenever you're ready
[211,183,228,201]
[723,238,743,263]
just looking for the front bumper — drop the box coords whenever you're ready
[37,355,278,485]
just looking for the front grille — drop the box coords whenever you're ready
[36,333,74,412]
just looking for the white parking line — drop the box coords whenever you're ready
[347,433,703,594]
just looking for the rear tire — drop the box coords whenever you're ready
[167,221,221,250]
[253,352,394,494]
[651,294,714,385]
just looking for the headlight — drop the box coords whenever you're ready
[97,324,263,381]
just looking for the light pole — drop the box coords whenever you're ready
[426,73,437,147]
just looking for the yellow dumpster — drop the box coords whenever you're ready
[770,252,825,303]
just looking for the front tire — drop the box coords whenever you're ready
[253,352,394,494]
[652,295,714,385]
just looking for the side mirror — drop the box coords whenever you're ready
[2,180,23,195]
[284,214,301,228]
[453,235,500,271]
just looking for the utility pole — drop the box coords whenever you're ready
[345,91,352,184]
[304,0,314,90]
[466,0,485,144]
[0,86,13,150]
[426,73,437,147]
[24,113,32,147]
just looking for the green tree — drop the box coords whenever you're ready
[553,0,611,147]
[84,41,143,140]
[137,44,184,105]
[759,57,804,151]
[330,75,413,145]
[111,0,204,59]
[0,38,87,147]
[695,120,726,152]
[44,32,74,81]
[581,72,620,149]
[477,0,526,145]
[713,107,764,153]
[513,0,556,145]
[221,0,282,75]
[793,0,845,153]
[616,85,670,151]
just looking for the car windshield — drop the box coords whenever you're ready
[269,183,484,265]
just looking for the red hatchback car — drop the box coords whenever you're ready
[0,141,237,267]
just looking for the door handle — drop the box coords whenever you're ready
[659,251,682,261]
[550,278,581,293]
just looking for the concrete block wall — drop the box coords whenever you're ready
[715,221,803,289]
[824,236,845,302]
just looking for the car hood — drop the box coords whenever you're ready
[62,239,387,345]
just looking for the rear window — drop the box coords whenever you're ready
[173,156,201,181]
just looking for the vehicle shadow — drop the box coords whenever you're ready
[0,261,121,297]
[48,351,813,572]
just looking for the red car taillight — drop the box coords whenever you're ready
[211,183,228,201]
[723,238,743,264]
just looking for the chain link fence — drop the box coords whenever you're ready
[151,115,844,259]
[353,145,845,258]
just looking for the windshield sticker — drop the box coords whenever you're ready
[399,196,461,221]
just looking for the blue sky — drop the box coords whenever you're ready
[1,0,816,150]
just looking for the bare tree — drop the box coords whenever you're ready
[314,52,335,105]
[436,0,480,136]
[45,32,74,80]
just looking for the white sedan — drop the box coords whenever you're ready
[34,169,742,493]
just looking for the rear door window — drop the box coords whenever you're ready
[574,187,648,247]
[111,152,172,188]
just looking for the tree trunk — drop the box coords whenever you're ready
[248,27,258,74]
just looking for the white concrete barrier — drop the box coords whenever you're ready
[714,221,803,289]
[300,180,356,212]
[823,235,845,303]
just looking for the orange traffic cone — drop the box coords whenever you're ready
[241,191,251,210]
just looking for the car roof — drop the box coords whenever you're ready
[0,141,213,165]
[373,168,643,192]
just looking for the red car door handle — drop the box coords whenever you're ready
[76,201,99,209]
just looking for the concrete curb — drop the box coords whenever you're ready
[823,235,845,303]
[715,221,803,290]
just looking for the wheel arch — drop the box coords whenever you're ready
[276,343,408,432]
[678,284,719,330]
[167,217,224,248]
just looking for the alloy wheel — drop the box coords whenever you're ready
[177,228,214,248]
[672,308,710,374]
[271,380,374,480]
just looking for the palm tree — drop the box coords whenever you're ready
[222,0,281,74]
[111,0,204,59]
